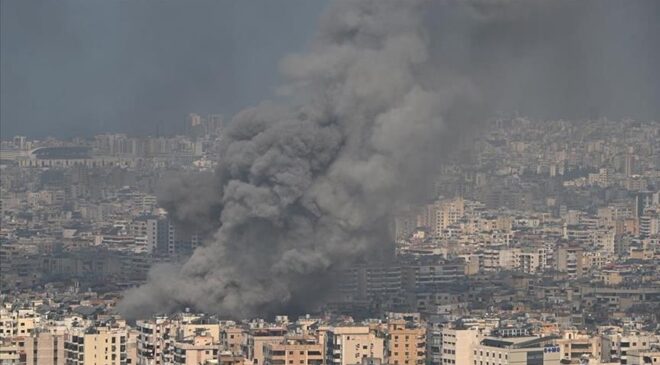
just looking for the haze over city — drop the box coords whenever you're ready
[1,1,659,365]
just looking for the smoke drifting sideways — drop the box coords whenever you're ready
[117,0,660,319]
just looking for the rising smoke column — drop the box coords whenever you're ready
[118,0,480,319]
[118,0,660,319]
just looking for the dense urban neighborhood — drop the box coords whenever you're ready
[1,117,658,365]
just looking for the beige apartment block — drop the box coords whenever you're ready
[16,332,65,365]
[64,327,128,365]
[178,324,221,344]
[473,337,561,365]
[627,350,660,365]
[136,317,175,365]
[386,320,425,365]
[0,340,20,364]
[439,327,482,365]
[264,337,323,365]
[172,335,218,365]
[221,327,247,356]
[326,326,385,365]
[248,328,287,365]
[0,308,38,337]
[555,331,602,363]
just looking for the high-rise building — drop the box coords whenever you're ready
[64,327,128,365]
[438,327,482,365]
[207,114,224,134]
[166,221,201,257]
[386,320,425,365]
[325,326,385,365]
[136,318,174,365]
[17,332,65,365]
[639,210,659,238]
[554,244,585,279]
[624,153,635,177]
[131,215,165,254]
[427,197,465,238]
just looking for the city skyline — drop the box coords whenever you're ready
[1,1,659,365]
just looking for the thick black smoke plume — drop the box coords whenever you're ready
[118,0,659,319]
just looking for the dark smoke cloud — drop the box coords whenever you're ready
[118,0,659,319]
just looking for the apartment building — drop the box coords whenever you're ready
[628,350,660,365]
[325,326,385,365]
[220,327,247,356]
[601,333,657,364]
[64,327,128,365]
[247,328,286,365]
[438,327,482,365]
[554,331,602,364]
[0,340,20,365]
[428,197,465,238]
[171,335,217,365]
[136,318,174,365]
[473,336,560,365]
[554,245,585,279]
[0,308,39,337]
[386,320,425,365]
[16,332,65,365]
[177,323,221,344]
[263,337,323,365]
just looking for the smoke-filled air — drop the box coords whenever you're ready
[117,0,660,319]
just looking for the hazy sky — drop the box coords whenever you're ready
[2,1,659,139]
[1,0,327,138]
